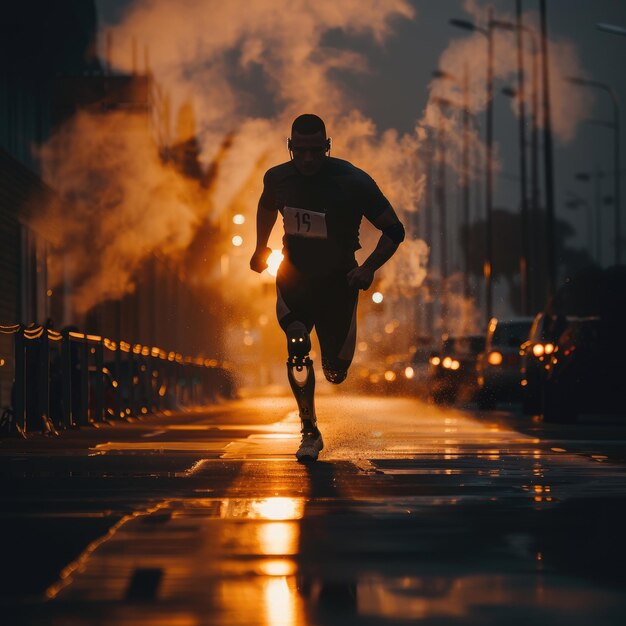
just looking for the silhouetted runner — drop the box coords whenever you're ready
[250,114,404,461]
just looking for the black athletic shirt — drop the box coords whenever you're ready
[259,157,392,275]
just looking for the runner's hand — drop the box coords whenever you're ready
[250,247,272,273]
[347,265,375,290]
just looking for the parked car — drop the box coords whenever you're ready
[476,317,533,409]
[519,312,568,415]
[542,316,625,422]
[428,335,485,404]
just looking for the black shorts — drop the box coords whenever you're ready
[276,261,358,373]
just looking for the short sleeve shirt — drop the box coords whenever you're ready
[259,157,392,275]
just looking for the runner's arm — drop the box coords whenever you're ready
[346,207,403,290]
[250,205,278,273]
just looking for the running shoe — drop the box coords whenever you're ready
[296,429,324,462]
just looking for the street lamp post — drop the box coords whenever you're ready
[492,4,541,315]
[449,8,496,325]
[540,0,557,298]
[568,77,621,266]
[431,67,472,303]
[565,188,593,256]
[575,171,605,264]
[432,97,451,334]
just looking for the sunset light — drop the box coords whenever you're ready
[266,250,284,277]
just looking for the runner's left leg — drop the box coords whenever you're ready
[276,263,318,431]
[315,270,359,385]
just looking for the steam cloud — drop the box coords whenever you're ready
[40,0,429,315]
[39,0,592,332]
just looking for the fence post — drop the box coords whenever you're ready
[115,344,122,419]
[61,331,73,428]
[94,339,104,422]
[78,335,89,426]
[13,326,25,434]
[34,330,52,433]
[128,350,135,417]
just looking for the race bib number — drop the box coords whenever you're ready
[283,206,328,239]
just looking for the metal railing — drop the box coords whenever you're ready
[0,324,234,436]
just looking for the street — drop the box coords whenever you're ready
[2,391,626,625]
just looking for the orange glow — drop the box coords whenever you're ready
[384,370,396,382]
[544,343,555,354]
[487,351,503,366]
[442,356,452,369]
[260,560,296,577]
[232,213,245,225]
[532,343,544,357]
[259,522,298,556]
[430,356,441,366]
[266,249,284,277]
[263,574,298,626]
[232,235,243,247]
[404,366,414,379]
[450,360,460,370]
[250,497,304,520]
[372,292,383,304]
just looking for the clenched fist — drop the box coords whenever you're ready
[250,247,272,273]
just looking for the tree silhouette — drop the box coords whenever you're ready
[461,207,596,314]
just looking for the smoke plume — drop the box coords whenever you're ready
[39,0,431,316]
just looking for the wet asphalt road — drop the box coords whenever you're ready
[2,391,626,625]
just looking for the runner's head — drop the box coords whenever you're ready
[288,114,330,176]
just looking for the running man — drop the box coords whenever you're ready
[250,114,405,462]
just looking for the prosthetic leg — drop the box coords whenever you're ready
[286,322,323,461]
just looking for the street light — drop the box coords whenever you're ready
[539,0,557,299]
[432,68,472,303]
[431,95,453,333]
[567,76,621,265]
[574,169,607,265]
[564,190,593,261]
[596,22,626,37]
[449,9,530,322]
[449,10,494,325]
[491,3,541,315]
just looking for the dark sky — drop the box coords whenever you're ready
[95,0,626,259]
